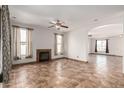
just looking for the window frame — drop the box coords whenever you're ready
[20,28,28,58]
[13,26,33,60]
[54,33,64,56]
[97,40,106,52]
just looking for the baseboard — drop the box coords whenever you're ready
[52,57,66,61]
[89,53,122,57]
[12,57,66,66]
[12,57,88,67]
[65,57,88,63]
[12,61,37,67]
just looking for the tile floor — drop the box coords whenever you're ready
[4,54,124,88]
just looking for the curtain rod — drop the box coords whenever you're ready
[12,25,34,30]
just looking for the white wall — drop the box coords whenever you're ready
[122,34,124,73]
[32,27,65,60]
[65,28,88,62]
[12,23,89,64]
[89,35,124,56]
[64,32,68,57]
[13,26,65,64]
[122,20,124,73]
[88,38,92,53]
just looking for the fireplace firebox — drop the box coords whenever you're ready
[36,49,51,62]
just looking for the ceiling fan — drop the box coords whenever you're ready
[48,19,69,30]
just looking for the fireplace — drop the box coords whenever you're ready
[36,49,51,62]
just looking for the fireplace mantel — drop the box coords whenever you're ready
[36,49,51,62]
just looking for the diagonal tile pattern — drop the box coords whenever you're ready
[4,54,124,88]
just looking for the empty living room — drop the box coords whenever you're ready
[0,1,124,91]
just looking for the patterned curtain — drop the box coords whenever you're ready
[54,33,57,55]
[106,39,109,53]
[95,40,97,52]
[13,26,21,59]
[2,5,12,83]
[0,8,3,83]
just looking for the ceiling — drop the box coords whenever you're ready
[88,24,123,38]
[9,5,124,34]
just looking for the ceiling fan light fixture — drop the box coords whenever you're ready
[55,25,60,28]
[48,19,69,30]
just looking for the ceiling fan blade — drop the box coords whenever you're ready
[61,25,69,28]
[48,25,55,28]
[49,20,56,24]
[49,22,55,24]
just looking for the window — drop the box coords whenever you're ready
[97,40,106,52]
[20,28,28,58]
[55,34,64,55]
[13,26,32,60]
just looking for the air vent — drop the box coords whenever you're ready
[88,35,92,37]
